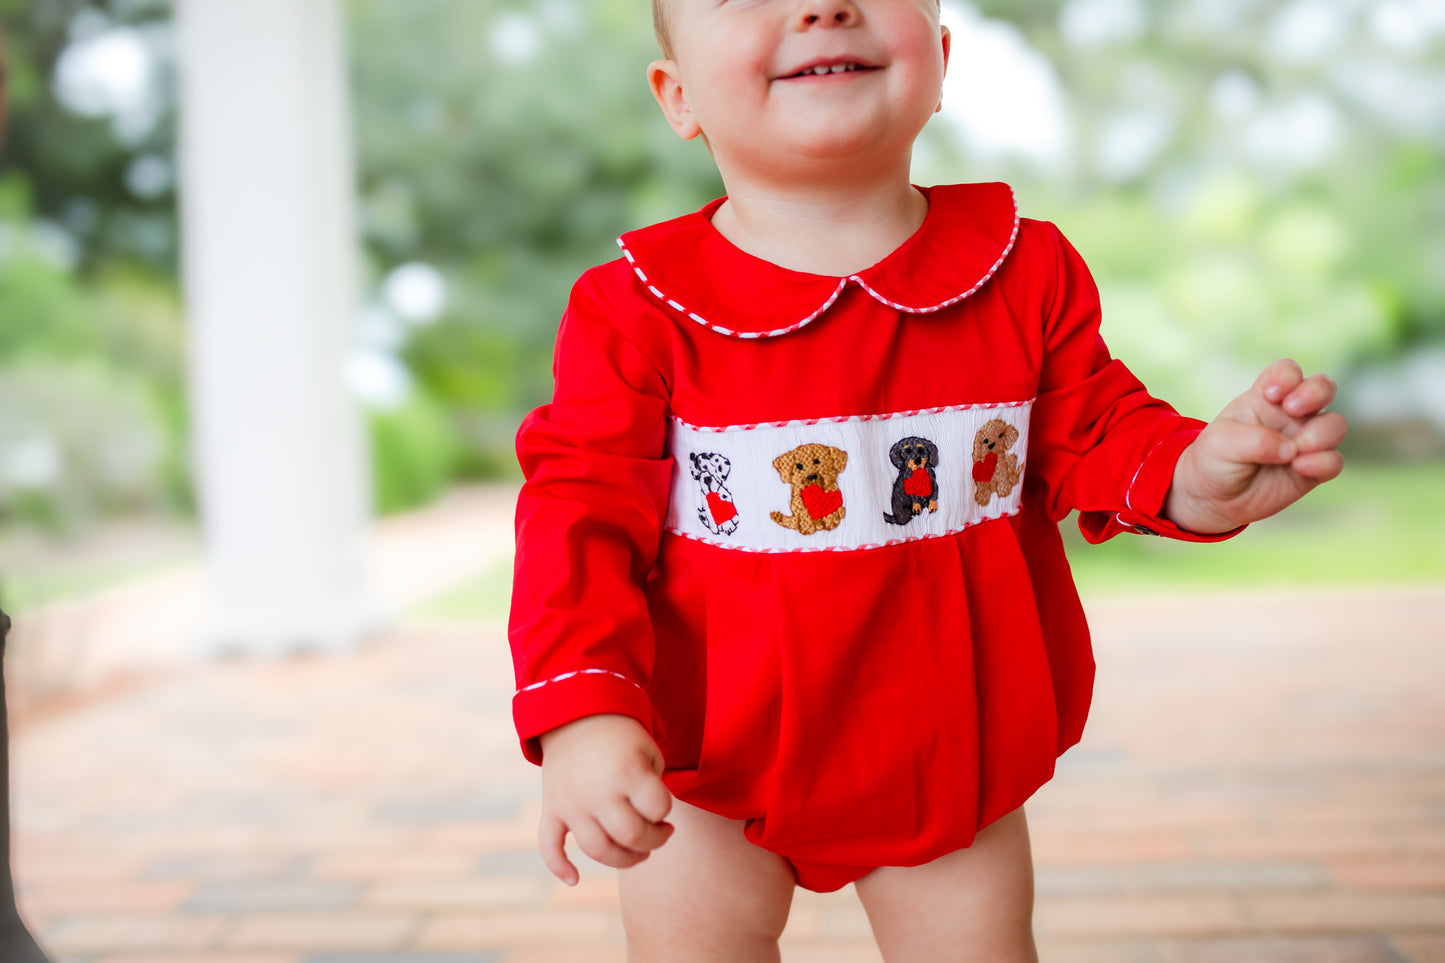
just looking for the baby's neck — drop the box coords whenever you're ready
[708,177,929,278]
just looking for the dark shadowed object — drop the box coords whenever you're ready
[0,608,51,961]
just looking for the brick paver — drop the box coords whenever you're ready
[6,485,1443,961]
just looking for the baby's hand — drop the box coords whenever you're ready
[537,713,675,886]
[1164,358,1347,534]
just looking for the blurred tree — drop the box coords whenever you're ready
[957,0,1443,412]
[0,0,176,275]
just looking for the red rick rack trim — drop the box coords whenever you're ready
[615,187,1021,339]
[513,668,645,698]
[671,398,1034,434]
[665,506,1021,554]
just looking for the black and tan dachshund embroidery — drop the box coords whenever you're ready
[770,443,847,535]
[972,419,1022,505]
[690,451,740,536]
[883,435,939,526]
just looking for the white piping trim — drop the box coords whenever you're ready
[615,186,1021,339]
[672,398,1033,434]
[1125,434,1174,513]
[514,668,645,698]
[849,189,1021,315]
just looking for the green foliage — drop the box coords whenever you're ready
[1055,174,1395,415]
[0,0,178,274]
[367,386,463,515]
[945,1,1443,413]
[0,355,174,534]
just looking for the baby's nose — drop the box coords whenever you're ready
[796,0,860,30]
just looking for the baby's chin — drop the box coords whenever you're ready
[769,122,916,168]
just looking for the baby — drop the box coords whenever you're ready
[507,1,1348,960]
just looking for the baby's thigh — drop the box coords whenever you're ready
[617,796,796,963]
[853,805,1038,963]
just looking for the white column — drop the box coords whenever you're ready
[175,0,390,656]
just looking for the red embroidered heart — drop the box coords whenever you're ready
[706,491,737,525]
[904,467,931,497]
[800,483,843,520]
[972,451,998,484]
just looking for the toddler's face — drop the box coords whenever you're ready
[650,0,949,178]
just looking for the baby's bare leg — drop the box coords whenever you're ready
[854,805,1037,963]
[618,796,795,963]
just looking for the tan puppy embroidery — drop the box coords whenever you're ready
[770,443,848,535]
[971,419,1022,506]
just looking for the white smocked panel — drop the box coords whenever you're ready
[664,401,1033,553]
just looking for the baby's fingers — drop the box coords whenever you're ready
[538,810,580,887]
[1202,418,1298,466]
[599,798,675,856]
[1280,373,1338,419]
[1290,449,1344,481]
[1291,410,1348,454]
[1257,358,1305,404]
[629,770,674,824]
[573,816,655,870]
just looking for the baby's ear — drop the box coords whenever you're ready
[935,25,952,113]
[647,59,702,141]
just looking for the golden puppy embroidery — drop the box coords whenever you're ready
[770,443,848,535]
[972,419,1022,506]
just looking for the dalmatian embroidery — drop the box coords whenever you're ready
[972,418,1022,505]
[883,435,940,526]
[690,452,740,536]
[770,443,848,535]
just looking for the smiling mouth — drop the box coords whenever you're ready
[781,63,878,79]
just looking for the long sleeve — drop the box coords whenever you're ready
[508,272,674,765]
[1026,223,1243,544]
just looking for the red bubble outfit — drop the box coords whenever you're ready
[507,183,1240,893]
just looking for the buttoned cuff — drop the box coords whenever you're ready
[513,669,665,766]
[1077,428,1246,545]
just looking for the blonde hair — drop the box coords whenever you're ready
[652,0,673,59]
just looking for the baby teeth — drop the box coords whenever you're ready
[807,64,855,75]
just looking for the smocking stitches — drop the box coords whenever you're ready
[514,668,644,697]
[665,506,1020,554]
[615,185,1020,339]
[671,398,1033,434]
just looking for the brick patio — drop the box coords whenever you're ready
[6,488,1443,962]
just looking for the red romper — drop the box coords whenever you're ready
[508,182,1240,893]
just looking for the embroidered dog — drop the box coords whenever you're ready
[883,435,939,526]
[770,443,847,535]
[690,451,740,536]
[972,419,1022,506]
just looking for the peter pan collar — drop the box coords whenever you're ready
[616,182,1019,339]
